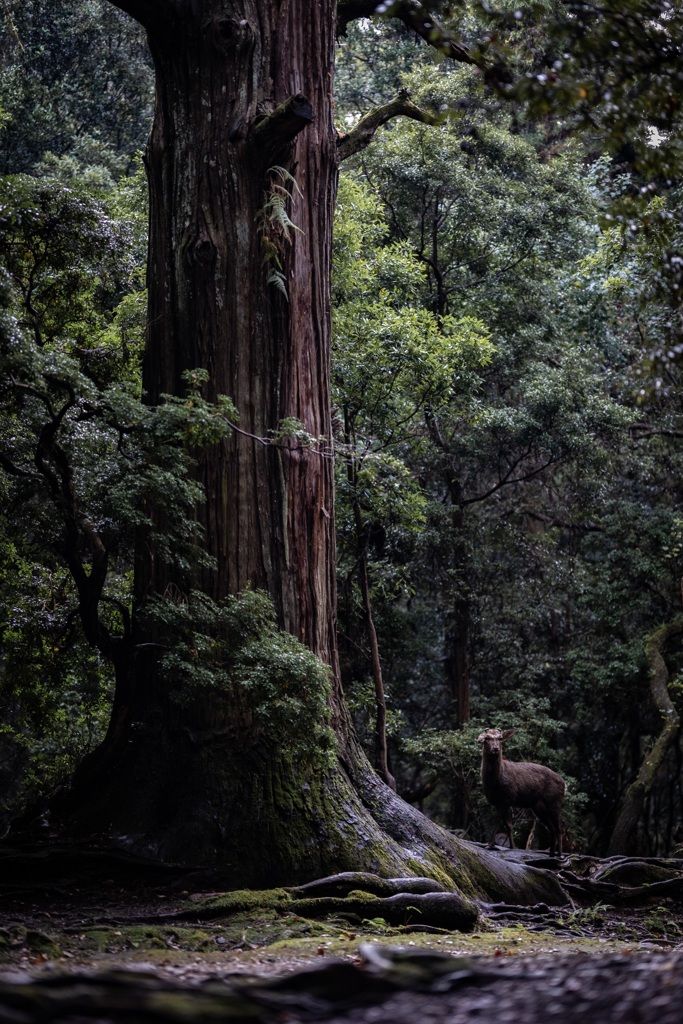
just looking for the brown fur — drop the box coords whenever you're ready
[477,728,566,857]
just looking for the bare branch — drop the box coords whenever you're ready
[226,419,335,461]
[338,89,441,162]
[459,455,563,507]
[630,423,683,440]
[520,508,603,534]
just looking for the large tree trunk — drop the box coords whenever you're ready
[64,0,566,906]
[139,1,337,659]
[77,0,343,872]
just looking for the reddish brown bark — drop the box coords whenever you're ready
[137,2,337,668]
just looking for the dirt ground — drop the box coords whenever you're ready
[2,844,683,1022]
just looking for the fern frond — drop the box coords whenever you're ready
[267,268,289,300]
[269,165,303,198]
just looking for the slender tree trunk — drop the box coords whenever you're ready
[421,413,471,732]
[444,488,471,726]
[608,619,683,855]
[342,410,394,790]
[443,484,470,828]
[351,493,396,791]
[445,594,471,726]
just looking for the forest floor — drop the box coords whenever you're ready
[1,841,683,1022]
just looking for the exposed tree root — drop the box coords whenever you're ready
[556,853,683,905]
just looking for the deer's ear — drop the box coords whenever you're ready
[502,728,515,739]
[476,732,487,743]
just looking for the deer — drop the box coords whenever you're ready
[477,727,566,857]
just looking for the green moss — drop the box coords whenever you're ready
[453,848,502,899]
[85,927,167,952]
[25,930,62,957]
[0,927,20,954]
[407,855,465,894]
[238,924,640,962]
[0,903,651,971]
[438,844,566,907]
[288,897,348,918]
[65,924,234,956]
[188,888,292,917]
[0,927,61,959]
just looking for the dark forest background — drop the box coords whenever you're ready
[2,0,683,859]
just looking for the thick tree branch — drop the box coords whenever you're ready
[104,0,176,30]
[251,94,314,163]
[338,89,441,162]
[14,384,114,656]
[338,0,476,68]
[338,0,386,31]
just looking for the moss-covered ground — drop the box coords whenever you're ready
[2,884,682,978]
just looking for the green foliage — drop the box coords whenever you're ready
[333,16,680,853]
[0,173,141,385]
[269,417,319,450]
[346,676,406,740]
[335,16,431,118]
[576,180,683,398]
[402,726,480,795]
[0,538,114,818]
[257,166,303,299]
[258,166,302,241]
[358,68,595,329]
[403,698,585,845]
[0,328,234,575]
[489,0,683,179]
[0,0,153,176]
[332,170,492,780]
[0,201,234,817]
[333,171,493,533]
[1,0,682,858]
[146,589,335,763]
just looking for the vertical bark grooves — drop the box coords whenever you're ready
[140,1,338,668]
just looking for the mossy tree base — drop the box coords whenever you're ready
[55,713,568,909]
